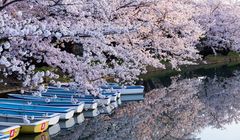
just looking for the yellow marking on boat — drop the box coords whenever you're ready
[20,121,49,133]
[3,127,20,139]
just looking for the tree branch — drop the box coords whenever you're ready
[0,0,24,11]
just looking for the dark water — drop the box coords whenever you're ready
[17,64,240,140]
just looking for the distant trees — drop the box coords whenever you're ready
[0,0,240,90]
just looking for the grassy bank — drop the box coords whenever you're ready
[141,52,240,80]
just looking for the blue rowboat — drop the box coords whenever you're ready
[100,83,144,94]
[40,92,112,104]
[0,101,74,120]
[22,91,111,105]
[101,92,121,99]
[0,98,84,113]
[45,90,117,102]
[8,94,98,110]
[47,86,120,95]
[45,86,120,101]
[0,108,60,125]
[41,87,118,101]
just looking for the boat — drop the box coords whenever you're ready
[120,94,144,101]
[45,87,120,101]
[47,86,121,99]
[7,94,97,110]
[102,92,121,99]
[0,125,20,139]
[0,116,49,133]
[25,89,112,104]
[0,98,84,114]
[100,83,144,94]
[0,101,75,120]
[42,91,117,102]
[40,92,111,105]
[0,108,60,126]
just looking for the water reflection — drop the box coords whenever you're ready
[73,113,85,124]
[59,117,76,129]
[48,124,61,137]
[16,132,50,140]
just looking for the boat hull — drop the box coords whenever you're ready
[20,122,48,133]
[106,88,144,94]
[84,102,98,110]
[74,103,84,113]
[60,110,75,120]
[43,115,60,126]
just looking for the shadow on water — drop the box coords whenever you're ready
[17,63,240,140]
[142,63,240,91]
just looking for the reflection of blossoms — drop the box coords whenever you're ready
[198,72,240,128]
[53,78,206,140]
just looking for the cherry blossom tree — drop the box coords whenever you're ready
[195,0,240,55]
[0,0,204,91]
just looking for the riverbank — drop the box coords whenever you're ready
[141,53,240,81]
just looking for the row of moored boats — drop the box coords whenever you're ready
[0,83,144,139]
